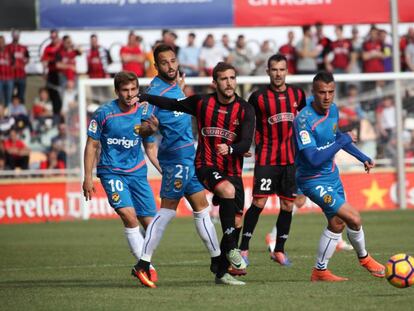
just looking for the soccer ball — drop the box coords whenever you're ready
[385,253,414,288]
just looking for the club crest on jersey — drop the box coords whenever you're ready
[293,101,298,108]
[201,127,237,141]
[268,112,294,124]
[173,179,183,191]
[88,119,98,133]
[333,123,337,133]
[299,130,311,145]
[133,124,141,136]
[323,194,333,204]
[233,119,239,126]
[112,192,120,203]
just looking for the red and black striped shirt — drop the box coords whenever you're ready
[6,43,29,79]
[0,48,13,81]
[140,93,255,177]
[250,84,306,166]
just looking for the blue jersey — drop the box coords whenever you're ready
[144,77,195,164]
[87,100,154,177]
[294,102,340,181]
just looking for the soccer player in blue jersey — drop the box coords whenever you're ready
[134,44,220,287]
[82,71,159,283]
[294,71,385,281]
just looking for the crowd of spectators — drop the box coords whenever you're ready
[1,24,414,173]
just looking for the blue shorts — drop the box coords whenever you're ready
[298,177,345,219]
[100,174,156,217]
[160,163,204,200]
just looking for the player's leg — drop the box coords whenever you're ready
[197,168,246,284]
[240,165,274,262]
[336,202,385,277]
[311,215,349,282]
[128,176,158,288]
[301,179,348,281]
[271,165,296,266]
[100,174,144,259]
[186,188,221,273]
[239,196,267,265]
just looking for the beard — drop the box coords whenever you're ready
[159,69,177,82]
[218,87,235,99]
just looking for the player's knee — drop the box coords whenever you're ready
[347,214,362,230]
[252,197,267,209]
[215,182,235,198]
[294,195,306,208]
[280,199,294,212]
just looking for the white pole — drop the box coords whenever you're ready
[78,78,89,219]
[390,0,406,209]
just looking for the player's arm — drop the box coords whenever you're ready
[82,136,99,200]
[217,103,256,156]
[294,116,353,167]
[336,131,374,172]
[139,93,198,116]
[140,115,159,138]
[143,141,162,174]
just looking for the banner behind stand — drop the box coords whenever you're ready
[1,172,413,224]
[39,0,414,29]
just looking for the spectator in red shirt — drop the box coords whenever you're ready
[0,35,14,107]
[279,31,297,74]
[3,128,30,170]
[40,149,65,170]
[120,31,145,77]
[56,35,81,89]
[7,30,29,103]
[86,34,110,79]
[399,27,414,71]
[41,29,62,117]
[362,26,385,73]
[325,25,356,74]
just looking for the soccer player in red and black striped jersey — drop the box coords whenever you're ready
[239,53,306,266]
[136,62,255,286]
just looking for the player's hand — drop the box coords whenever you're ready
[243,151,252,158]
[146,115,159,132]
[178,72,186,90]
[364,160,375,173]
[216,143,229,155]
[82,178,96,201]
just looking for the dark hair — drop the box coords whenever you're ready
[336,25,343,31]
[153,44,176,64]
[212,62,236,81]
[302,25,311,34]
[267,53,288,69]
[114,71,138,91]
[90,33,97,39]
[313,71,335,84]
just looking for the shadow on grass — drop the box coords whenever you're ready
[0,278,215,289]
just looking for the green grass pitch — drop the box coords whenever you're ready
[1,211,413,311]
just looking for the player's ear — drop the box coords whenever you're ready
[212,79,217,89]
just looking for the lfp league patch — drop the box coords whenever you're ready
[88,119,98,133]
[299,130,311,145]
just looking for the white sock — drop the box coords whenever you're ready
[124,226,145,261]
[141,208,176,262]
[346,227,368,258]
[139,226,146,238]
[315,228,341,270]
[193,208,221,257]
[270,225,277,239]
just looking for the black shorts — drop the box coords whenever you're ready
[253,165,297,200]
[196,166,245,215]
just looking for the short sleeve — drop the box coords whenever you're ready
[87,109,104,140]
[294,114,316,151]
